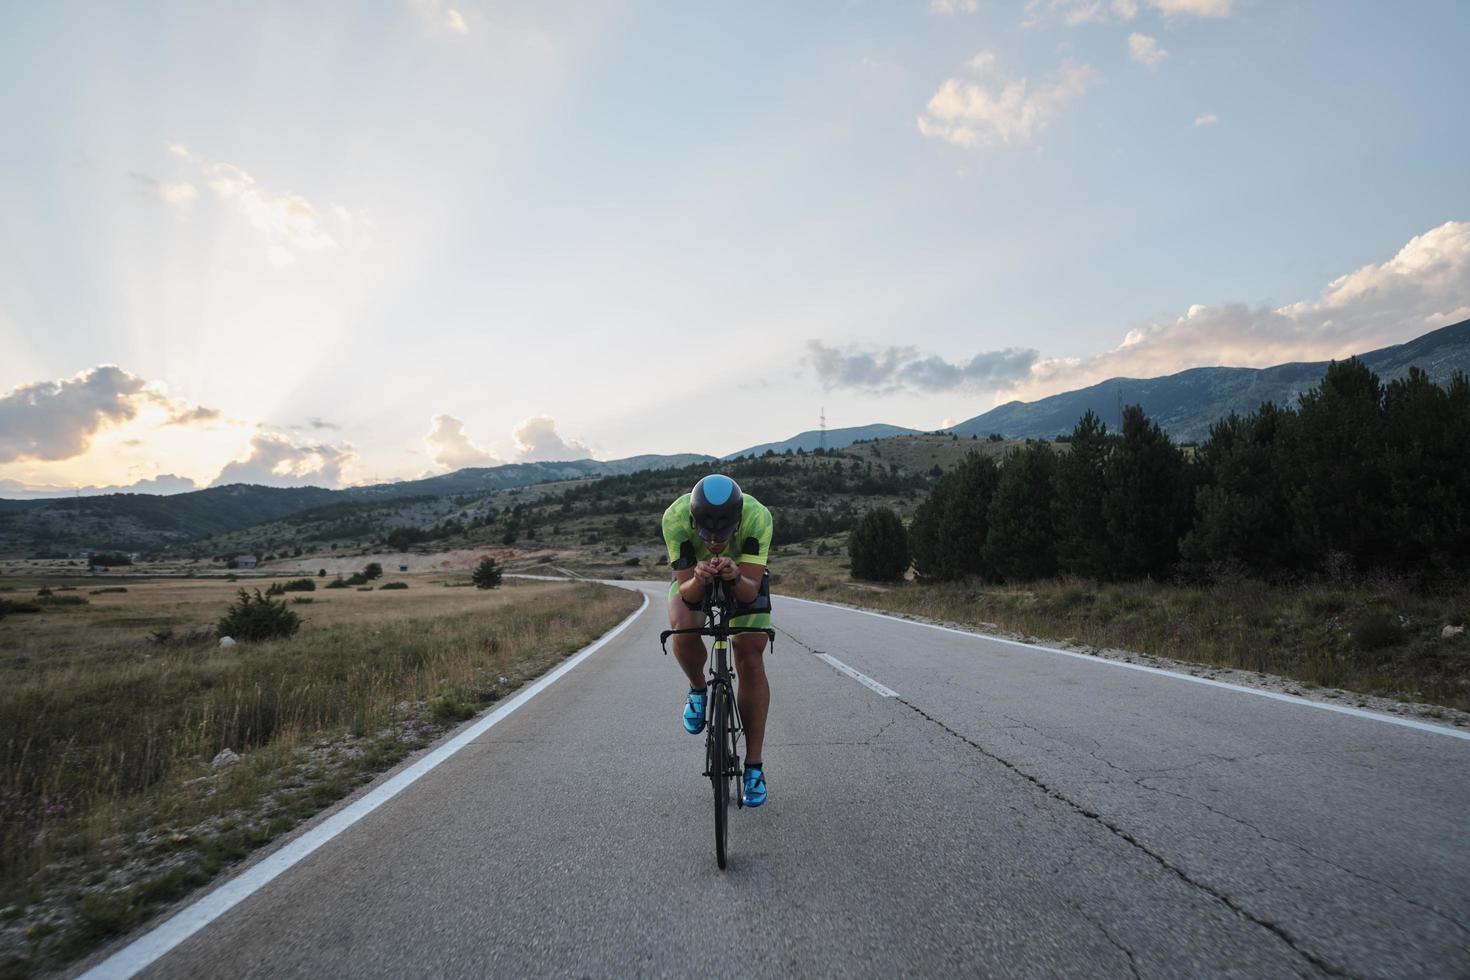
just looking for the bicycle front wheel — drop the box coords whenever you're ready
[711,683,731,870]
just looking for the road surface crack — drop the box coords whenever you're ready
[1135,778,1470,940]
[895,696,1353,979]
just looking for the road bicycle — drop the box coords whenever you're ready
[660,577,775,870]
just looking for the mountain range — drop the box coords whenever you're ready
[2,318,1466,556]
[948,317,1470,442]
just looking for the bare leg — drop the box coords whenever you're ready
[733,634,770,764]
[667,595,707,689]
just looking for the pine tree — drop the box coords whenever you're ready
[984,443,1058,581]
[1052,410,1111,579]
[848,508,911,581]
[1101,405,1191,579]
[1181,404,1297,575]
[1279,358,1391,571]
[910,452,1000,581]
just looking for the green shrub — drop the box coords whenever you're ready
[363,562,383,581]
[1352,611,1405,651]
[216,589,301,642]
[291,597,314,604]
[324,577,349,589]
[0,598,43,618]
[379,582,408,590]
[281,578,316,592]
[472,557,503,590]
[848,507,910,582]
[623,557,640,566]
[89,587,128,594]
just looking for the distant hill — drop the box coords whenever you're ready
[0,453,712,556]
[723,424,923,460]
[949,318,1470,442]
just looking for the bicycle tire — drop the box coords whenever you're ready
[712,682,730,869]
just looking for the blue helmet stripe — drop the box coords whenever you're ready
[703,475,734,505]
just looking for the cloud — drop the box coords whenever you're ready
[425,414,502,469]
[806,342,1040,395]
[918,52,1097,149]
[0,366,149,463]
[0,474,199,500]
[1149,0,1232,17]
[1027,0,1220,24]
[130,172,198,207]
[210,432,356,488]
[410,0,470,35]
[1194,112,1219,127]
[308,417,339,430]
[999,220,1470,402]
[931,0,978,13]
[1128,32,1167,67]
[165,405,222,426]
[202,161,336,267]
[513,416,593,462]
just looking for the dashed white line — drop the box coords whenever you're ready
[816,653,899,698]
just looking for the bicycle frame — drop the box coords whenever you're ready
[659,576,776,868]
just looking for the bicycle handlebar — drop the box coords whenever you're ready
[659,626,776,655]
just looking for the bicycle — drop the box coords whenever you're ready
[660,576,775,870]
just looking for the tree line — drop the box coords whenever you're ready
[849,360,1470,584]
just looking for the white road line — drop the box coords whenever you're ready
[79,593,650,980]
[781,595,1470,743]
[816,653,899,698]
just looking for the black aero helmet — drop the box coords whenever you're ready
[690,474,743,541]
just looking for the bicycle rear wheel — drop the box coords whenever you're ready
[711,682,731,869]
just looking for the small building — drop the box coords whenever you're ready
[234,555,258,569]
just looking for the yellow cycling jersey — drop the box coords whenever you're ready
[662,492,773,569]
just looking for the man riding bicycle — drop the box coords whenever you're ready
[663,474,773,806]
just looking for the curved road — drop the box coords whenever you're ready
[83,580,1470,978]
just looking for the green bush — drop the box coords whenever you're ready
[0,598,42,618]
[216,589,302,642]
[1352,611,1405,651]
[848,508,910,582]
[281,578,316,592]
[363,562,383,581]
[379,581,409,590]
[89,587,128,594]
[472,557,503,590]
[323,576,349,590]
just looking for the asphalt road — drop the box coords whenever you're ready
[94,580,1470,978]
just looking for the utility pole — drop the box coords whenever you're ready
[819,407,827,452]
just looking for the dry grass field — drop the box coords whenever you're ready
[770,553,1470,716]
[0,572,639,979]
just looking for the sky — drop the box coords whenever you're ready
[2,0,1468,497]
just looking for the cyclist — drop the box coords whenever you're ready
[663,474,774,807]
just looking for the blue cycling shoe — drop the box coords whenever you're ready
[742,765,767,807]
[682,687,707,734]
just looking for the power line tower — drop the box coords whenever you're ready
[819,407,827,452]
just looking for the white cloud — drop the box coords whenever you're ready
[1194,112,1219,127]
[210,432,357,488]
[129,172,198,207]
[513,416,593,462]
[931,0,978,13]
[1149,0,1232,17]
[999,220,1470,402]
[806,342,1040,395]
[1027,0,1221,24]
[410,0,471,35]
[1128,32,1167,67]
[425,414,502,469]
[918,52,1097,149]
[0,366,149,463]
[202,161,337,267]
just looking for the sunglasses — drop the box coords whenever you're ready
[695,522,737,543]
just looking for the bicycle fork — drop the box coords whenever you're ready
[703,635,744,793]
